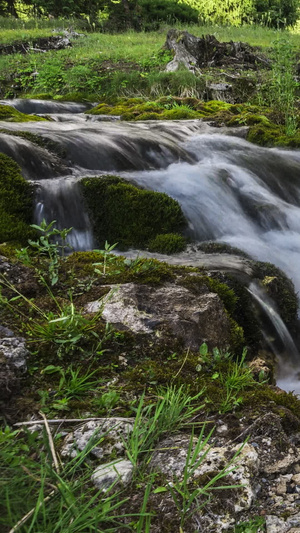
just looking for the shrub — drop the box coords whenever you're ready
[0,153,35,244]
[81,175,187,249]
[252,0,299,28]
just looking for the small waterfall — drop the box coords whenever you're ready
[2,99,300,392]
[35,177,95,251]
[247,282,300,393]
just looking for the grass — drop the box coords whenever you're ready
[1,21,300,100]
[0,387,246,533]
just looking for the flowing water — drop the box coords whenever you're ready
[1,99,300,391]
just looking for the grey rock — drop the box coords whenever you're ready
[87,283,232,351]
[61,418,134,459]
[150,434,259,514]
[0,335,28,400]
[91,459,133,492]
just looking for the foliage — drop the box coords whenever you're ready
[27,219,73,286]
[178,0,254,25]
[252,0,300,27]
[81,175,187,250]
[0,153,35,244]
[102,0,199,31]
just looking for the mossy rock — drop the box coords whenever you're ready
[148,233,186,254]
[0,104,46,122]
[247,122,300,148]
[0,129,66,158]
[253,261,298,324]
[80,175,187,250]
[0,153,35,244]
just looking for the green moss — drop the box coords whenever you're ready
[148,233,186,254]
[228,316,245,353]
[0,104,46,122]
[80,175,187,250]
[243,387,300,417]
[253,261,298,324]
[180,274,238,315]
[0,153,35,244]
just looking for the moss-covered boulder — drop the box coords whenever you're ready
[80,175,187,250]
[0,104,46,122]
[0,153,35,244]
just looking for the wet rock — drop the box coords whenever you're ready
[61,418,134,459]
[91,459,133,492]
[86,283,232,351]
[0,335,28,400]
[164,30,270,73]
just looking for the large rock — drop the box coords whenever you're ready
[164,30,270,73]
[86,283,232,351]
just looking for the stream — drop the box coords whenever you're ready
[1,99,300,392]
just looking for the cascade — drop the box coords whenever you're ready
[1,99,300,390]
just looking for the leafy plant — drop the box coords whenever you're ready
[93,241,119,275]
[26,219,72,286]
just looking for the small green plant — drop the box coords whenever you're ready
[94,389,121,413]
[28,296,103,357]
[218,348,261,413]
[27,219,73,285]
[56,365,99,401]
[93,241,119,275]
[234,516,266,532]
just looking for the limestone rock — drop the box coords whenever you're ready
[86,283,232,351]
[150,434,259,516]
[91,459,133,492]
[61,418,134,459]
[0,334,28,400]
